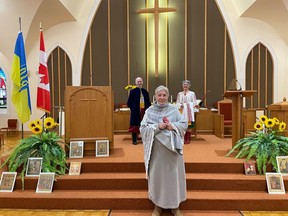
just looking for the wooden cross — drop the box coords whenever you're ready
[137,0,176,77]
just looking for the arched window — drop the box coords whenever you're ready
[245,43,273,108]
[0,68,7,114]
[47,47,72,120]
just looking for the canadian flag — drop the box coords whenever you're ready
[37,28,51,113]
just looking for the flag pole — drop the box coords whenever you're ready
[19,17,24,139]
[19,17,21,32]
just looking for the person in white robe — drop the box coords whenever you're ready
[140,85,188,216]
[176,80,199,144]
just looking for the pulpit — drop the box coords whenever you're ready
[223,90,256,146]
[65,86,114,152]
[267,97,288,137]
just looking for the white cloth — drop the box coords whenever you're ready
[176,91,198,122]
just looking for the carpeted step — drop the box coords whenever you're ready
[67,159,265,174]
[0,189,287,211]
[14,172,272,192]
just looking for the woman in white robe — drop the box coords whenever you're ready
[176,80,198,144]
[140,85,188,216]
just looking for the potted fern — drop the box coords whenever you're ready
[1,117,67,189]
[226,115,288,174]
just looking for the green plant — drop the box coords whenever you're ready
[1,117,67,189]
[226,115,288,174]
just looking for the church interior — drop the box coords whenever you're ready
[1,0,288,215]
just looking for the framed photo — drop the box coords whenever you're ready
[69,162,82,175]
[0,172,17,192]
[26,157,43,176]
[36,172,55,193]
[276,156,288,176]
[266,172,285,194]
[69,141,84,158]
[96,140,109,157]
[244,162,256,175]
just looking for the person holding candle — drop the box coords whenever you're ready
[176,80,199,144]
[127,77,151,145]
[140,85,187,216]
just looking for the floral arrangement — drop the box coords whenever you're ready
[125,84,137,91]
[226,115,288,174]
[1,117,67,189]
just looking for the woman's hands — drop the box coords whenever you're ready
[159,117,173,131]
[158,122,173,131]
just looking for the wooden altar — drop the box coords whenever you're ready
[65,86,114,150]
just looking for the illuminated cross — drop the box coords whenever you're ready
[137,0,176,77]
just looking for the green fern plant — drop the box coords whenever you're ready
[0,117,67,189]
[226,115,288,174]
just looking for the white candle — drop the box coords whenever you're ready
[170,95,173,103]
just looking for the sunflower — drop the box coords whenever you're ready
[35,119,41,125]
[279,122,286,132]
[254,122,263,131]
[29,121,37,130]
[44,117,55,129]
[259,115,268,124]
[32,125,43,134]
[273,117,280,125]
[265,118,275,128]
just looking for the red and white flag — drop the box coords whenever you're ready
[37,28,51,113]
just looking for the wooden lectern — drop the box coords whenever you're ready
[65,86,114,153]
[223,90,256,147]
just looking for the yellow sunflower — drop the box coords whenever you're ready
[44,117,55,129]
[29,121,37,131]
[265,118,275,128]
[273,117,280,125]
[32,125,43,134]
[279,122,286,132]
[259,115,268,124]
[254,122,263,131]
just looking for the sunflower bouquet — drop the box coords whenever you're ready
[1,117,67,189]
[226,115,288,174]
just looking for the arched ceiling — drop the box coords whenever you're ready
[233,0,288,43]
[0,0,84,57]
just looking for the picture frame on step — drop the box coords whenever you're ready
[244,162,256,175]
[0,172,17,192]
[26,157,43,177]
[69,141,84,158]
[36,172,55,193]
[69,162,82,175]
[96,140,109,157]
[266,172,285,194]
[276,156,288,176]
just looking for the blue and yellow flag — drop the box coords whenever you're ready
[11,32,31,123]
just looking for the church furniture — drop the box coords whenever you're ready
[221,90,256,146]
[0,119,18,137]
[214,99,232,138]
[0,132,3,147]
[65,86,114,153]
[114,108,130,132]
[267,97,288,136]
[242,108,257,137]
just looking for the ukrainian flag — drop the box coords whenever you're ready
[11,32,31,123]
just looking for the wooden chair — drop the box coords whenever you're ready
[1,119,18,137]
[214,99,232,138]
